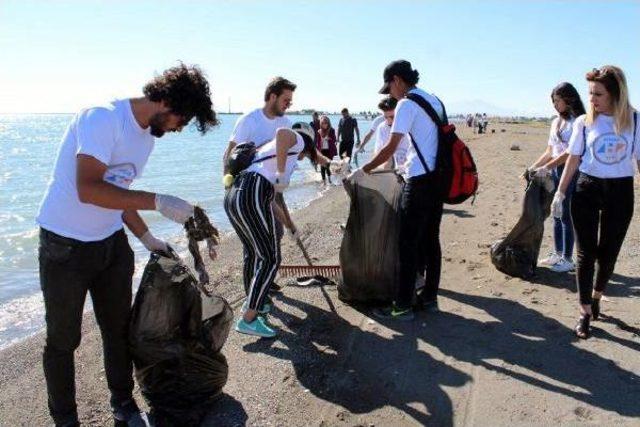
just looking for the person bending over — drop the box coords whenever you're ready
[224,123,331,338]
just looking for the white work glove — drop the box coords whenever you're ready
[347,167,366,182]
[532,166,551,178]
[288,228,301,242]
[274,171,289,193]
[551,191,565,218]
[139,231,169,253]
[395,163,407,177]
[155,194,195,224]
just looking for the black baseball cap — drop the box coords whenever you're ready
[379,60,413,94]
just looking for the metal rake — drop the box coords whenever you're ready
[278,264,342,280]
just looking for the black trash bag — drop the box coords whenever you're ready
[490,172,555,278]
[129,250,233,426]
[339,171,404,304]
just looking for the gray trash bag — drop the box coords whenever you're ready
[129,250,233,427]
[339,171,404,304]
[490,172,555,278]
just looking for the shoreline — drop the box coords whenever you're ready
[0,173,341,352]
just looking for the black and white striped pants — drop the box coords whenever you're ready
[224,172,281,311]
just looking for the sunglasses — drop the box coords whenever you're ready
[591,67,614,77]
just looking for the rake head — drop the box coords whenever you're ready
[278,264,342,280]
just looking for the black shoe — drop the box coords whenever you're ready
[574,313,591,339]
[414,296,439,313]
[112,399,150,427]
[57,421,80,427]
[372,305,414,321]
[423,300,440,314]
[269,282,283,293]
[591,298,601,320]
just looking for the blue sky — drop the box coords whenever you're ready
[1,0,638,116]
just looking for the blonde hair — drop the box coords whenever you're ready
[585,65,633,134]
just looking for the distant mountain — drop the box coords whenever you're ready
[447,99,514,116]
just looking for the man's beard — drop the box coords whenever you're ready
[267,104,285,117]
[148,112,170,137]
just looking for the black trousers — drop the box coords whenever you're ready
[39,228,135,425]
[320,148,332,181]
[340,140,355,162]
[397,173,444,309]
[571,173,634,305]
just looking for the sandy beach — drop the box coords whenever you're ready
[1,122,639,426]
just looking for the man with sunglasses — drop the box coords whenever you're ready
[36,63,218,426]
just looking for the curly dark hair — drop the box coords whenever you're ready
[143,63,219,134]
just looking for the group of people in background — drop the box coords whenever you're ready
[33,58,639,426]
[466,112,489,133]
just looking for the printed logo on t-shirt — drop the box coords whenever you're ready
[592,133,629,165]
[103,163,137,188]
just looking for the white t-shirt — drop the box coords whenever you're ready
[37,99,155,241]
[320,135,330,150]
[374,121,409,167]
[547,116,574,158]
[245,131,305,184]
[390,87,445,178]
[229,108,292,147]
[368,115,385,134]
[568,113,640,178]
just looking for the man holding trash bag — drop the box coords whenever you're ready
[36,64,218,426]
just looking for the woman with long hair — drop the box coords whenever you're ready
[317,115,338,185]
[528,82,586,272]
[552,66,639,339]
[224,122,331,338]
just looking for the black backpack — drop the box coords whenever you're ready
[226,142,297,176]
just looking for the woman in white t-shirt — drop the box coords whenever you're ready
[224,122,331,338]
[552,66,640,339]
[528,82,586,272]
[372,97,410,171]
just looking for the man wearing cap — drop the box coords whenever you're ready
[350,59,446,321]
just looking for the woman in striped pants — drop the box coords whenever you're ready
[224,123,331,338]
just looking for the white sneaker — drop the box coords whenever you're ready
[540,252,561,266]
[550,258,575,273]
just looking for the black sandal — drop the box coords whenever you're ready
[574,313,591,339]
[591,298,601,320]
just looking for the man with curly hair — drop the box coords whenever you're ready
[36,63,218,426]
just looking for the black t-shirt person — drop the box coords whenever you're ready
[338,116,358,143]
